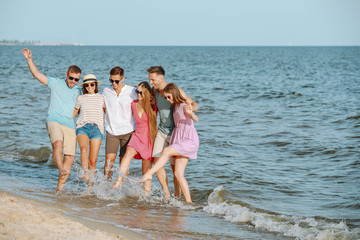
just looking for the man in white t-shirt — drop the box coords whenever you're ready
[102,66,137,180]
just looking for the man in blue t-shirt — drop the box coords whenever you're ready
[22,48,81,191]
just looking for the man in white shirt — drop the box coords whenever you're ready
[102,67,137,180]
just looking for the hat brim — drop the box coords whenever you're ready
[80,80,101,86]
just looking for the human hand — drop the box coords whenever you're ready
[21,48,32,60]
[183,103,193,115]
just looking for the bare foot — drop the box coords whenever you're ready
[56,187,65,192]
[139,172,152,183]
[105,174,112,182]
[80,170,90,181]
[112,178,123,189]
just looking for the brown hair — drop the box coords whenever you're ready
[68,65,81,74]
[163,83,186,109]
[82,82,99,94]
[147,66,165,76]
[138,81,157,146]
[110,66,124,77]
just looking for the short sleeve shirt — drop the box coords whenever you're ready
[103,85,138,135]
[46,77,81,129]
[75,93,105,133]
[155,90,175,136]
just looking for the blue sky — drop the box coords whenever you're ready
[1,0,359,46]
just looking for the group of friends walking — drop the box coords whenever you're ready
[21,48,199,203]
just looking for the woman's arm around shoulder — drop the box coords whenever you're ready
[178,87,199,112]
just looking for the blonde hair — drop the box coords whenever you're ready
[138,82,157,146]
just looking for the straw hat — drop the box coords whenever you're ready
[79,74,101,86]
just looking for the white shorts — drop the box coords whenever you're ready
[152,131,175,165]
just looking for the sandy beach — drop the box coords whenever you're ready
[0,192,146,240]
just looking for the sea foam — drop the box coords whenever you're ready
[203,186,360,240]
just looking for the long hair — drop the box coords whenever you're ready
[138,81,157,146]
[163,83,186,109]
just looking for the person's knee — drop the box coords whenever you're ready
[162,147,173,157]
[53,140,63,150]
[80,146,88,155]
[174,170,184,180]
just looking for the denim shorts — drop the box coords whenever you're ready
[76,123,103,140]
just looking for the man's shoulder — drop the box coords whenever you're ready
[124,84,136,91]
[47,76,60,85]
[102,86,113,94]
[124,85,137,95]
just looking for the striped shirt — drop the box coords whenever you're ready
[75,93,105,134]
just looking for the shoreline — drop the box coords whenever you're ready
[0,191,148,240]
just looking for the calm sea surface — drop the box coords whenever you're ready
[0,45,359,239]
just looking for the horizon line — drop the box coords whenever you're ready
[1,43,360,47]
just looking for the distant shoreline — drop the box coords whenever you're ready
[0,43,85,46]
[1,43,359,47]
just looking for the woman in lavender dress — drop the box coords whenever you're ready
[141,83,199,203]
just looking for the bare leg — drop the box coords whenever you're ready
[112,147,137,189]
[77,134,90,179]
[174,156,191,203]
[142,160,152,196]
[57,154,74,191]
[104,153,117,180]
[88,139,102,186]
[52,140,66,174]
[153,157,171,198]
[141,146,178,182]
[171,164,181,199]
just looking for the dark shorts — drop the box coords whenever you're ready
[105,131,134,157]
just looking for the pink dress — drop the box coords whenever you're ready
[127,100,152,160]
[170,102,199,159]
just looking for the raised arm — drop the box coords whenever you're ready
[179,87,199,112]
[21,48,48,85]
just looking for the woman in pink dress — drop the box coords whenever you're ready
[112,82,157,195]
[141,83,199,202]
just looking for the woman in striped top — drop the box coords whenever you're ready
[73,74,105,186]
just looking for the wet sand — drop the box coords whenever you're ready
[0,191,147,240]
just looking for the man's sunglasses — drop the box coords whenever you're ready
[68,76,80,82]
[109,79,121,84]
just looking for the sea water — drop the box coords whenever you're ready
[0,45,359,239]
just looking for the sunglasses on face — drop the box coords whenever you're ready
[164,95,172,100]
[109,79,121,84]
[68,76,80,82]
[84,83,96,88]
[136,90,143,96]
